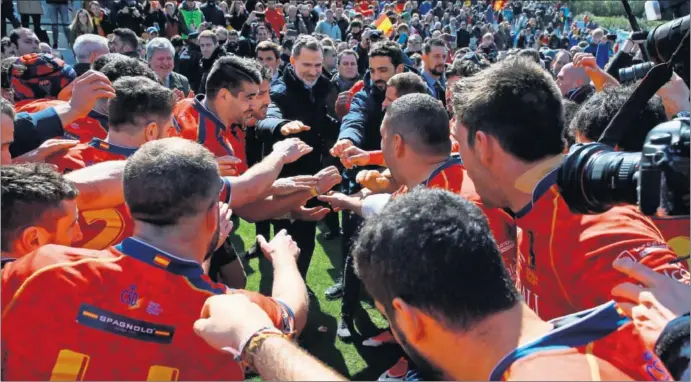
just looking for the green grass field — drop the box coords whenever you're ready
[229,219,402,380]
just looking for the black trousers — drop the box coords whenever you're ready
[20,14,41,33]
[340,210,363,316]
[272,218,317,279]
[255,220,271,241]
[1,1,20,37]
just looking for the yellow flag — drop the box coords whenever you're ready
[374,13,393,37]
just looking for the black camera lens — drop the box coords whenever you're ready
[558,143,640,214]
[618,62,654,83]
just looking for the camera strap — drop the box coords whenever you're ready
[598,29,690,148]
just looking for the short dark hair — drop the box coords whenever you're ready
[518,48,540,64]
[255,40,280,60]
[205,55,261,98]
[1,97,14,119]
[98,54,158,82]
[562,99,580,147]
[250,59,273,82]
[124,138,221,225]
[446,58,482,79]
[570,85,666,151]
[113,28,139,51]
[91,52,120,72]
[423,37,446,55]
[170,35,183,48]
[384,93,451,156]
[452,58,565,161]
[369,40,404,67]
[291,35,322,58]
[349,20,362,29]
[353,188,519,330]
[387,72,428,98]
[338,48,358,63]
[108,76,174,134]
[1,164,78,251]
[9,28,32,47]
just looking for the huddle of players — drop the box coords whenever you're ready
[1,39,689,381]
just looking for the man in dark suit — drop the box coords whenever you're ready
[147,36,191,94]
[257,35,340,279]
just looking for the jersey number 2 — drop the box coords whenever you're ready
[50,349,179,381]
[80,208,126,249]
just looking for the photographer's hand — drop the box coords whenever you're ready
[657,73,690,120]
[611,256,691,349]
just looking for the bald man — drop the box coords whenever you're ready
[555,63,591,97]
[551,50,571,78]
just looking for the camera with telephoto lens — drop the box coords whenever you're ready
[619,62,654,83]
[619,15,690,86]
[558,117,690,216]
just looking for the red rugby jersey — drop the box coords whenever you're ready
[489,302,673,381]
[15,99,108,143]
[172,95,248,174]
[514,168,689,320]
[391,156,518,270]
[46,139,232,251]
[652,216,690,263]
[46,139,137,250]
[1,239,294,381]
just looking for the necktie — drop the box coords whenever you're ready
[435,81,446,108]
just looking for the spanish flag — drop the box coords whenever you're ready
[374,13,394,37]
[493,0,505,11]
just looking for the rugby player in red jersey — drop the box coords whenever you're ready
[450,57,688,322]
[173,55,259,176]
[193,188,672,381]
[45,76,173,249]
[2,138,309,381]
[321,94,517,380]
[0,161,126,267]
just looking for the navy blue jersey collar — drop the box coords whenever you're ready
[87,109,110,131]
[115,237,227,294]
[515,167,560,219]
[423,155,462,187]
[194,94,227,131]
[488,301,628,380]
[89,138,138,158]
[1,257,16,269]
[194,95,236,155]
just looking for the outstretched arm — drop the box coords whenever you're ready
[65,160,125,211]
[194,294,346,381]
[227,138,312,208]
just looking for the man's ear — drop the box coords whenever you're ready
[474,130,494,168]
[393,133,405,158]
[207,201,219,229]
[395,63,404,73]
[392,297,426,344]
[18,226,44,254]
[144,121,159,142]
[290,56,296,66]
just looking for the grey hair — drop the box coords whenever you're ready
[146,37,175,62]
[73,34,109,63]
[291,35,322,58]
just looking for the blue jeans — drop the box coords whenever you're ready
[45,3,70,46]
